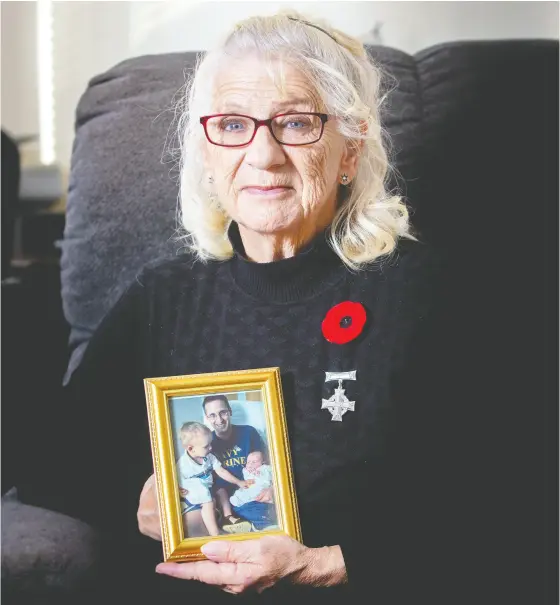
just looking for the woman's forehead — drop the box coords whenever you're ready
[211,56,322,114]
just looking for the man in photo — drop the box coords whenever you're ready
[203,395,276,532]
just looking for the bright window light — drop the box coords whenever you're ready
[37,0,55,165]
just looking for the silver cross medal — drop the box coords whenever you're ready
[322,371,357,421]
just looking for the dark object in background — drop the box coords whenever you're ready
[1,130,20,280]
[1,130,68,496]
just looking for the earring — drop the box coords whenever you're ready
[341,173,349,184]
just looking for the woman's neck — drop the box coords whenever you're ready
[238,217,333,263]
[227,220,345,304]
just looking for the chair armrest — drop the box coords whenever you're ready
[2,493,100,602]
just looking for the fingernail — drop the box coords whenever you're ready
[201,541,227,556]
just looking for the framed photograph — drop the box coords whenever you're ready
[144,367,301,562]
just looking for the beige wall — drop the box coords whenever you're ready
[129,1,559,55]
[1,1,558,168]
[1,1,40,156]
[51,1,131,169]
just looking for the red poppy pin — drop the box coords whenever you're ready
[321,301,367,345]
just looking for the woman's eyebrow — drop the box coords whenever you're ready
[218,99,314,113]
[271,99,313,111]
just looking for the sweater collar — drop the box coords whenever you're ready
[227,222,345,303]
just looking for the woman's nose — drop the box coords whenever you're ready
[245,124,286,169]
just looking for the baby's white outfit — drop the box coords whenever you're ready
[230,464,273,507]
[176,452,222,504]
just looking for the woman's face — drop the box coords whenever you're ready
[203,56,359,239]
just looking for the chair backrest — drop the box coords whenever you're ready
[60,40,558,382]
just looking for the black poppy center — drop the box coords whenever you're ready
[340,316,353,328]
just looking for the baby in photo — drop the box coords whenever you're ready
[177,421,249,536]
[230,451,273,507]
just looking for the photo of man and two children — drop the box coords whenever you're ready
[169,391,278,538]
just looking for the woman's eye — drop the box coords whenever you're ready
[281,120,304,129]
[221,120,245,132]
[277,116,311,129]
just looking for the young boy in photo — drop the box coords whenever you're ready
[176,422,250,536]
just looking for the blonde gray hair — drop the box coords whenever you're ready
[179,421,210,446]
[176,11,414,269]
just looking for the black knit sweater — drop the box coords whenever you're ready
[51,225,449,604]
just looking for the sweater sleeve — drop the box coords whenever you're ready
[42,272,152,536]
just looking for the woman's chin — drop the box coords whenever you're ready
[237,216,298,236]
[235,207,300,236]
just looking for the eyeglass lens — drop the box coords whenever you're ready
[205,114,324,146]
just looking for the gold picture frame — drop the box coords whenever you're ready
[144,367,301,562]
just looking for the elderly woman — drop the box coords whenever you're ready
[52,12,448,605]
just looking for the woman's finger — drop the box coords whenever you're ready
[201,540,255,563]
[155,561,247,585]
[141,474,155,495]
[137,474,162,541]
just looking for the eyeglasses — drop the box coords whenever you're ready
[206,410,231,421]
[200,112,329,147]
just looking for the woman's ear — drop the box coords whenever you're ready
[339,120,367,182]
[339,139,363,182]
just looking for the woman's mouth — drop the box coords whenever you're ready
[243,186,292,196]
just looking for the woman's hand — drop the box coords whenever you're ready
[155,536,347,594]
[137,474,162,541]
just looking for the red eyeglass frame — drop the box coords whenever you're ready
[199,112,329,147]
